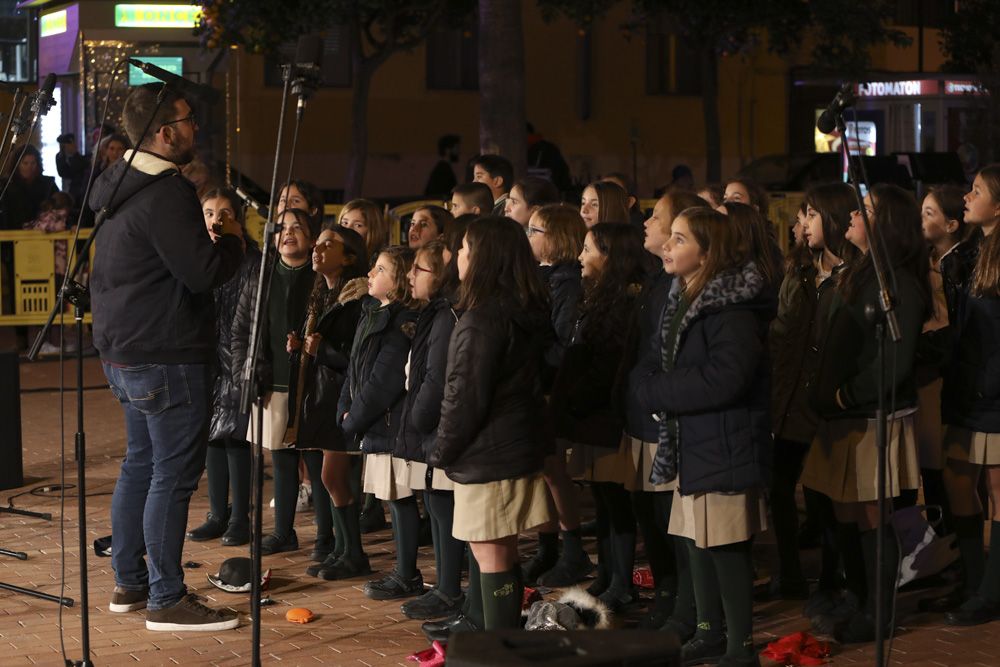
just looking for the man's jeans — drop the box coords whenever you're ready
[103,362,210,611]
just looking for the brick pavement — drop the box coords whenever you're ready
[1,356,998,666]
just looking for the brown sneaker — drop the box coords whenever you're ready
[109,586,148,613]
[145,594,239,632]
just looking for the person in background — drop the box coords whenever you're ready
[56,133,91,209]
[3,145,58,230]
[526,123,572,193]
[472,154,515,216]
[697,184,725,210]
[602,172,646,231]
[723,178,770,216]
[448,182,494,218]
[425,134,461,198]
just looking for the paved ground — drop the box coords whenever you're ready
[1,354,998,665]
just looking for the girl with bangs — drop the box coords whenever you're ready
[551,223,647,612]
[801,184,929,643]
[580,180,631,228]
[426,217,554,635]
[339,198,391,261]
[634,207,772,667]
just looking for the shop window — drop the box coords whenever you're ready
[264,27,352,88]
[0,0,33,82]
[426,25,478,91]
[645,19,702,96]
[894,0,954,28]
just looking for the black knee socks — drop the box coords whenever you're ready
[389,496,421,579]
[205,441,229,519]
[835,520,868,605]
[709,541,755,659]
[671,535,696,630]
[954,513,985,596]
[226,440,251,525]
[770,440,808,584]
[302,450,333,545]
[809,490,841,591]
[592,485,612,589]
[686,539,724,637]
[603,482,637,592]
[977,521,1000,604]
[536,530,559,562]
[481,566,523,630]
[334,503,365,561]
[920,468,952,534]
[271,449,300,539]
[426,490,464,599]
[860,526,900,621]
[463,552,484,627]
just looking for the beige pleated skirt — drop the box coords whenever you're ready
[566,435,633,485]
[801,411,920,504]
[623,437,678,493]
[452,473,555,542]
[362,453,414,501]
[244,391,294,451]
[915,377,945,470]
[388,458,455,491]
[944,425,1000,466]
[668,486,768,549]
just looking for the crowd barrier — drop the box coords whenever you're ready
[0,193,802,327]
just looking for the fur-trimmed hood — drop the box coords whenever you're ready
[523,587,612,631]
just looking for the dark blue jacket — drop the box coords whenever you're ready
[943,293,1000,433]
[624,269,672,442]
[337,298,418,453]
[394,296,459,462]
[634,262,773,494]
[541,261,583,385]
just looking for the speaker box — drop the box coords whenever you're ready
[0,351,23,490]
[446,629,681,666]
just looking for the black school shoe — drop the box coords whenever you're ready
[681,631,727,666]
[945,595,1000,626]
[401,588,464,620]
[835,610,892,644]
[317,553,372,580]
[260,530,298,555]
[521,550,559,585]
[536,554,595,587]
[186,512,228,541]
[306,553,339,578]
[421,613,480,643]
[363,571,424,600]
[310,536,335,562]
[221,521,249,547]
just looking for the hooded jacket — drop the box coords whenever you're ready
[89,151,243,364]
[394,296,460,462]
[634,262,773,495]
[337,298,418,453]
[428,297,551,484]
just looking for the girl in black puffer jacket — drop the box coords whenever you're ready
[634,207,772,667]
[186,188,261,547]
[391,241,464,620]
[334,246,418,582]
[426,217,554,634]
[552,223,646,613]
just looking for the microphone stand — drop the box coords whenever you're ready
[25,84,172,667]
[835,110,902,667]
[241,61,292,667]
[0,87,23,178]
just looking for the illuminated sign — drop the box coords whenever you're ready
[944,80,983,96]
[114,4,201,28]
[129,56,184,86]
[856,80,937,98]
[40,9,67,37]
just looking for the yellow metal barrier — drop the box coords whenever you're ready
[0,229,95,326]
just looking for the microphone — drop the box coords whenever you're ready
[816,83,855,134]
[11,73,56,144]
[234,185,269,218]
[291,34,324,119]
[127,58,220,105]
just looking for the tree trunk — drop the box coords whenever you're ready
[701,46,721,183]
[477,0,527,178]
[344,49,375,201]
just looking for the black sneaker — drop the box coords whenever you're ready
[260,530,298,555]
[421,612,480,643]
[681,632,727,666]
[318,554,372,580]
[145,594,239,632]
[536,555,595,587]
[363,572,424,600]
[109,586,148,613]
[186,512,228,542]
[401,588,464,620]
[945,595,1000,627]
[221,522,249,547]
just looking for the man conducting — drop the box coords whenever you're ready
[89,83,244,631]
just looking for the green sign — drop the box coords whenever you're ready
[40,9,68,37]
[114,4,201,28]
[129,56,185,86]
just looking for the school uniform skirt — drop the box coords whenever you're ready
[362,453,414,501]
[566,435,634,485]
[668,486,768,549]
[944,425,1000,466]
[623,437,678,493]
[800,410,920,504]
[452,473,555,542]
[245,390,294,451]
[388,457,456,492]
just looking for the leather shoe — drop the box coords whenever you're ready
[363,571,424,600]
[945,596,999,626]
[681,632,726,666]
[221,522,249,546]
[318,554,372,580]
[186,512,227,541]
[260,530,298,555]
[421,613,480,643]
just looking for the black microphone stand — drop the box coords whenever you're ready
[25,82,172,667]
[834,109,902,667]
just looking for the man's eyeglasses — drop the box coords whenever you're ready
[160,114,197,131]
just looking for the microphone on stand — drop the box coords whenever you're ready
[234,185,269,218]
[816,82,855,134]
[291,34,324,120]
[11,73,56,145]
[127,58,221,105]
